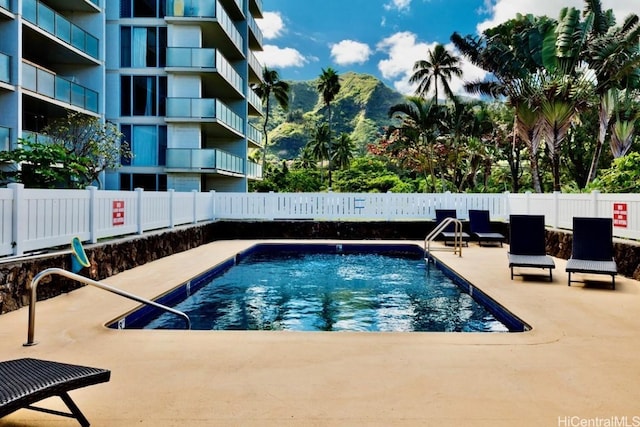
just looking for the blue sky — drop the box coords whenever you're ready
[256,0,637,96]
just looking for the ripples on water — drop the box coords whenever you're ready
[146,251,509,332]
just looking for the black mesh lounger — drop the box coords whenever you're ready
[507,215,555,281]
[468,209,505,247]
[435,209,470,246]
[0,358,111,427]
[566,217,617,289]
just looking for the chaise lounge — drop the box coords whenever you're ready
[435,209,470,246]
[507,214,555,281]
[566,217,618,289]
[468,209,505,247]
[0,358,110,426]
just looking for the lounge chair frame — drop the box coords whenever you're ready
[468,210,505,247]
[566,217,617,290]
[435,209,470,247]
[0,358,110,426]
[507,215,555,281]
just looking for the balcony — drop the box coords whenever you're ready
[0,126,9,151]
[247,14,263,49]
[165,0,243,58]
[247,123,262,147]
[166,47,243,96]
[22,61,99,113]
[0,52,10,84]
[22,0,99,60]
[246,160,262,179]
[0,0,10,12]
[166,147,244,175]
[247,87,262,116]
[248,50,263,82]
[166,98,243,135]
[219,0,244,20]
[249,0,262,18]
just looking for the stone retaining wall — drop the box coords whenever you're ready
[1,221,638,315]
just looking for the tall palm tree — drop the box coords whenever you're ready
[317,67,341,189]
[332,133,355,170]
[306,122,331,186]
[251,67,290,165]
[409,43,462,105]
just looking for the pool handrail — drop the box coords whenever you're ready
[425,217,463,259]
[24,267,191,346]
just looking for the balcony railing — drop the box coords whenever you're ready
[166,47,243,94]
[166,98,243,134]
[165,0,242,53]
[247,88,262,114]
[0,0,10,11]
[248,14,263,46]
[0,52,10,84]
[0,126,9,151]
[166,148,244,174]
[246,160,262,179]
[22,61,99,113]
[248,50,263,78]
[247,123,262,146]
[22,0,99,59]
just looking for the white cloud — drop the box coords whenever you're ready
[376,32,487,97]
[258,11,285,39]
[384,0,412,11]
[478,0,637,33]
[330,40,372,66]
[256,45,308,69]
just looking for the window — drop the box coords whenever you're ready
[121,125,167,167]
[120,75,167,116]
[120,0,166,18]
[120,26,166,68]
[120,173,167,191]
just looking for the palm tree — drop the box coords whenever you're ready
[388,97,443,191]
[306,122,331,186]
[332,133,355,170]
[584,2,640,182]
[317,67,341,188]
[409,44,462,105]
[251,67,290,165]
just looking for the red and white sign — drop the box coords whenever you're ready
[112,200,125,226]
[613,203,627,228]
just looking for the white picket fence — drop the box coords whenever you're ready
[1,184,638,257]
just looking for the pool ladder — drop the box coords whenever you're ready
[24,268,191,346]
[424,217,463,263]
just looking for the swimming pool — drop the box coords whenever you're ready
[110,243,529,332]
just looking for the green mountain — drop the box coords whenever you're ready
[257,72,408,160]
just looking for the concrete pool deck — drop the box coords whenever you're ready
[1,239,639,427]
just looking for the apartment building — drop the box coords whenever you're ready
[0,0,264,192]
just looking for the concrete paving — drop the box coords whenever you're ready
[1,239,639,427]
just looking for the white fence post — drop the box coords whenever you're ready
[192,190,197,224]
[592,190,600,217]
[525,191,531,214]
[136,188,144,235]
[552,191,560,228]
[88,186,98,243]
[8,183,25,256]
[168,189,175,228]
[503,191,510,218]
[209,190,216,220]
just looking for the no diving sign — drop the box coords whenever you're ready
[613,203,627,228]
[113,200,125,226]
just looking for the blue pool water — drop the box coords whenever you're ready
[115,244,527,332]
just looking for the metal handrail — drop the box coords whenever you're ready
[424,217,463,260]
[24,268,191,346]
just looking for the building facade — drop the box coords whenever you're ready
[0,0,264,192]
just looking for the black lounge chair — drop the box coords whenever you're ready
[507,215,555,281]
[468,209,505,247]
[566,217,617,289]
[0,358,110,426]
[435,209,470,246]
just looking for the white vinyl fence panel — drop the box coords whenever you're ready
[2,186,640,258]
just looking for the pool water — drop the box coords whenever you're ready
[141,247,511,332]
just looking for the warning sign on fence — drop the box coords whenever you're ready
[113,200,125,226]
[613,203,627,228]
